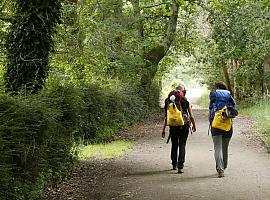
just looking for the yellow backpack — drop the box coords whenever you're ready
[167,102,184,126]
[212,106,232,131]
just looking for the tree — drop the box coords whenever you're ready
[0,0,14,79]
[134,0,180,90]
[4,0,61,93]
[191,0,270,99]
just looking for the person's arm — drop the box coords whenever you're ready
[188,106,196,132]
[209,91,215,123]
[162,98,168,138]
[208,111,211,123]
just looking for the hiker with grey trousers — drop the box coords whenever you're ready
[209,81,236,178]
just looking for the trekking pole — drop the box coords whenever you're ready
[166,133,171,144]
[208,124,211,135]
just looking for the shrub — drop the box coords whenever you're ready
[0,79,160,199]
[0,91,79,199]
[78,81,159,142]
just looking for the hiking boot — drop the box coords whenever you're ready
[178,168,184,174]
[218,172,224,178]
[172,165,177,170]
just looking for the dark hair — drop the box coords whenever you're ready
[214,81,227,90]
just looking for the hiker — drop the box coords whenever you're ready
[161,84,196,173]
[209,81,236,178]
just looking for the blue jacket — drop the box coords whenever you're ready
[209,89,236,121]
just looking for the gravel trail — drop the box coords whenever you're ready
[44,109,270,200]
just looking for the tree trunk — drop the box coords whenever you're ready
[130,0,144,39]
[231,59,240,99]
[223,62,232,94]
[159,78,162,91]
[140,1,179,89]
[5,0,61,94]
[263,47,270,97]
[258,62,264,96]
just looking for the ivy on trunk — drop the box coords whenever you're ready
[5,0,61,94]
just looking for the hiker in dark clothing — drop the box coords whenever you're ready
[161,84,196,173]
[209,81,236,178]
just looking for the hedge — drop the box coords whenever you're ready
[0,80,159,199]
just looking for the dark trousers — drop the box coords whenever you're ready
[170,125,189,169]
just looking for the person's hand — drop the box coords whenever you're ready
[192,126,196,132]
[162,130,165,138]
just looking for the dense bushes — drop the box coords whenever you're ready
[79,81,159,142]
[0,80,159,200]
[0,93,78,199]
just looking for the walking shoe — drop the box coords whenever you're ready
[178,168,184,174]
[172,165,177,170]
[218,172,224,178]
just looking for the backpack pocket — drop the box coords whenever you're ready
[167,103,185,126]
[212,106,232,131]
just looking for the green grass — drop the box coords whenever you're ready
[78,140,134,160]
[241,101,270,129]
[241,100,270,150]
[198,92,209,108]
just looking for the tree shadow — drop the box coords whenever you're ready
[127,169,175,176]
[127,169,217,181]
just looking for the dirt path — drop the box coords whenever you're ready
[44,109,270,200]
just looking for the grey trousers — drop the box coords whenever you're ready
[212,135,231,173]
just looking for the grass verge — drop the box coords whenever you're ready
[241,100,270,151]
[198,92,209,108]
[78,140,134,160]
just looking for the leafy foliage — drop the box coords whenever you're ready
[2,0,270,199]
[191,0,270,98]
[0,77,159,199]
[0,92,77,199]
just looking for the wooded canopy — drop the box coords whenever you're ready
[1,1,270,199]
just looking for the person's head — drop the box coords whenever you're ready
[175,84,185,91]
[175,84,186,96]
[214,81,227,90]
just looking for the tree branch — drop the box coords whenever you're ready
[162,1,179,52]
[139,0,180,88]
[130,0,144,39]
[145,1,179,63]
[142,2,167,9]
